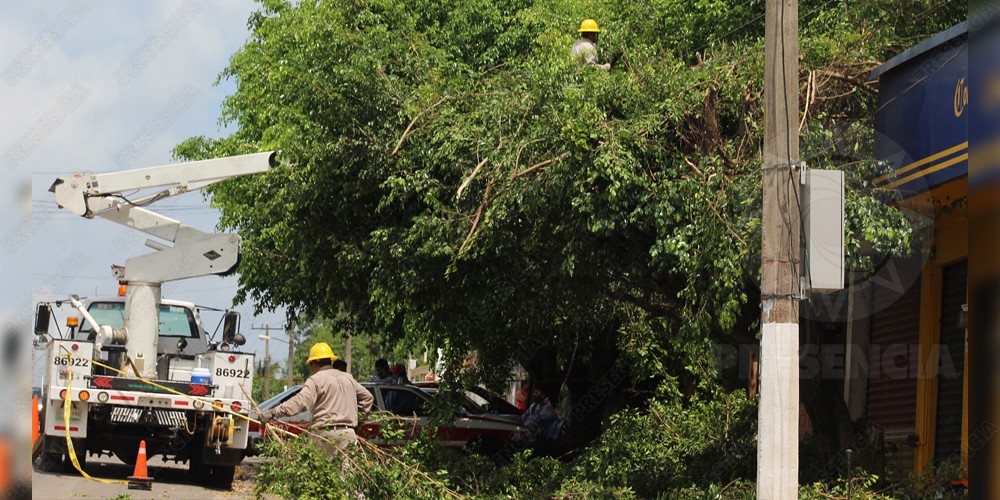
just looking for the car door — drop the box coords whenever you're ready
[361,385,431,445]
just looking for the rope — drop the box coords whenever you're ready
[183,411,197,435]
[61,360,128,485]
[63,352,296,436]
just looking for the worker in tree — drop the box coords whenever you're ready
[259,342,374,453]
[571,19,612,71]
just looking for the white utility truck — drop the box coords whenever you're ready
[34,151,277,489]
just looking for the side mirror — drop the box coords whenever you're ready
[34,304,50,335]
[222,311,239,344]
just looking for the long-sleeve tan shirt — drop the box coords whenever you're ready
[571,38,610,71]
[273,366,374,429]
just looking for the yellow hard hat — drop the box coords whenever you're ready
[578,19,600,33]
[306,342,339,363]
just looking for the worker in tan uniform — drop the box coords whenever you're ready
[571,19,611,71]
[259,342,374,454]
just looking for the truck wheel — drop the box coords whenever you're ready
[37,452,63,472]
[64,445,87,473]
[112,445,137,466]
[188,449,211,484]
[210,465,235,490]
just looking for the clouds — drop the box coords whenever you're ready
[3,1,254,174]
[0,0,287,375]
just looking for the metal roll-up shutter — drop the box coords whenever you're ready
[867,274,922,481]
[934,260,967,464]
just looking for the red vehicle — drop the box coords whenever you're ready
[412,381,523,423]
[247,383,530,456]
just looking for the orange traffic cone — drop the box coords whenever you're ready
[127,440,152,490]
[0,439,10,492]
[31,395,39,446]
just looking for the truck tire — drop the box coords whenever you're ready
[112,444,138,466]
[64,444,87,473]
[37,452,63,472]
[188,446,211,484]
[210,465,235,490]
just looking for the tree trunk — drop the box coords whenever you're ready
[800,319,857,480]
[518,324,626,448]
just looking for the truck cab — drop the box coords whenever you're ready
[75,297,211,377]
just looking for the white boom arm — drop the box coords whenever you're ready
[48,151,277,378]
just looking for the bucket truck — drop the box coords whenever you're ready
[34,151,277,489]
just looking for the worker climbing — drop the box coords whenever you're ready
[571,19,617,71]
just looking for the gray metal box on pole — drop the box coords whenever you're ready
[802,169,845,293]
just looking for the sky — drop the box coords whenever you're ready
[0,1,293,385]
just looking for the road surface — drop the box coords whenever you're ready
[31,453,279,499]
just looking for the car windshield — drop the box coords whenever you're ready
[465,391,489,409]
[420,387,486,414]
[259,386,303,409]
[81,302,199,338]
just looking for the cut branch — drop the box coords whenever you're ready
[510,152,568,180]
[684,157,704,176]
[799,70,814,134]
[706,198,746,246]
[456,157,488,200]
[458,180,494,255]
[514,138,545,172]
[389,96,450,156]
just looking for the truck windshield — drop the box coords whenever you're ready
[81,302,199,338]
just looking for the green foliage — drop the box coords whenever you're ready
[253,386,964,499]
[571,389,757,497]
[255,439,353,499]
[883,460,969,500]
[798,473,894,499]
[172,0,961,397]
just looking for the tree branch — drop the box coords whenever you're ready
[510,152,568,180]
[456,157,488,200]
[389,96,450,156]
[514,138,545,172]
[458,180,493,255]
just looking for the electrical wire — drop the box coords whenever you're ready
[106,190,173,209]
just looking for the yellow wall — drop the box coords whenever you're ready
[911,178,968,475]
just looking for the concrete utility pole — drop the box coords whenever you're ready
[251,324,272,399]
[345,312,353,374]
[759,0,800,496]
[286,318,296,388]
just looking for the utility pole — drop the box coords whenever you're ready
[345,332,353,374]
[344,312,352,374]
[251,324,273,399]
[760,0,799,496]
[286,318,296,389]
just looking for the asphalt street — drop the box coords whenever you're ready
[31,454,278,499]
